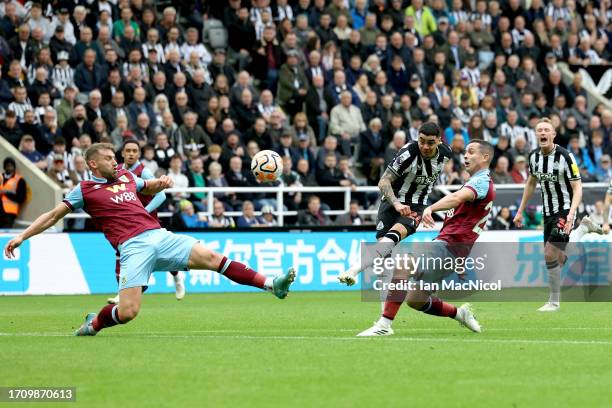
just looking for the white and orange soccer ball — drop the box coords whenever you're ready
[251,150,283,183]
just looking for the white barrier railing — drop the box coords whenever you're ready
[62,182,608,227]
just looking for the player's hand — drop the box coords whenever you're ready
[422,207,435,228]
[564,213,575,234]
[513,212,523,228]
[603,223,610,234]
[393,202,412,217]
[158,175,174,189]
[4,236,23,259]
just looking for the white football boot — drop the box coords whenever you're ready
[174,272,186,300]
[356,318,395,337]
[537,302,560,312]
[454,303,482,333]
[580,216,603,235]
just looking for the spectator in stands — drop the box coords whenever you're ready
[568,135,596,180]
[132,113,155,145]
[329,91,366,157]
[259,205,278,227]
[19,134,47,170]
[335,200,364,226]
[226,155,258,203]
[166,154,189,206]
[0,110,23,148]
[274,132,300,168]
[277,50,308,118]
[510,155,529,184]
[384,130,407,168]
[46,153,77,189]
[491,207,514,230]
[0,158,27,228]
[61,103,94,147]
[45,137,73,172]
[359,118,385,185]
[177,199,208,229]
[208,199,236,228]
[186,157,207,212]
[74,49,104,95]
[236,200,264,228]
[297,195,331,226]
[73,155,92,182]
[154,133,176,171]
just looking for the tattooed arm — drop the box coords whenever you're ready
[378,168,412,216]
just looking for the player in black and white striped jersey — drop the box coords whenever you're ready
[339,122,452,286]
[514,117,602,312]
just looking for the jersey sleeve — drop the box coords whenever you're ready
[62,184,84,211]
[463,173,490,200]
[565,152,581,181]
[139,167,155,180]
[388,144,414,176]
[134,176,146,191]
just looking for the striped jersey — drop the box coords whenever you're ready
[528,145,580,217]
[387,141,452,205]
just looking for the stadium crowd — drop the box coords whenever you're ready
[0,0,610,229]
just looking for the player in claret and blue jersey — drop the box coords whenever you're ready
[357,140,495,337]
[105,139,185,305]
[4,143,296,336]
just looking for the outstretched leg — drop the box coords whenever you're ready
[188,243,296,299]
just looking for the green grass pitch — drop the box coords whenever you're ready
[1,291,612,407]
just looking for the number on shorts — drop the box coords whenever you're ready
[472,201,493,234]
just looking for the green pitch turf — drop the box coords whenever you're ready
[1,291,612,407]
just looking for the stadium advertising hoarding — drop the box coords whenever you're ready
[0,231,609,296]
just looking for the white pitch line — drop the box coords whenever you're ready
[1,332,612,346]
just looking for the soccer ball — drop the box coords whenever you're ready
[251,150,283,183]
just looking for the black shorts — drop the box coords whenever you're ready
[375,200,426,239]
[543,209,571,246]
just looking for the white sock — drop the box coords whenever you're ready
[377,316,393,328]
[569,223,589,242]
[345,237,397,278]
[547,262,561,304]
[264,277,274,292]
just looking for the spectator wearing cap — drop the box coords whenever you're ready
[18,135,47,170]
[260,205,278,226]
[51,50,75,95]
[0,111,23,148]
[177,199,209,229]
[50,8,76,45]
[0,157,28,228]
[510,155,529,184]
[46,153,77,189]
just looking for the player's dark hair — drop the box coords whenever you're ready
[419,122,441,138]
[468,139,494,161]
[121,138,140,151]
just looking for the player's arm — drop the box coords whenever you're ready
[378,168,412,217]
[137,175,174,195]
[603,191,612,234]
[4,203,71,258]
[421,187,475,228]
[138,168,167,213]
[513,175,538,228]
[564,179,582,233]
